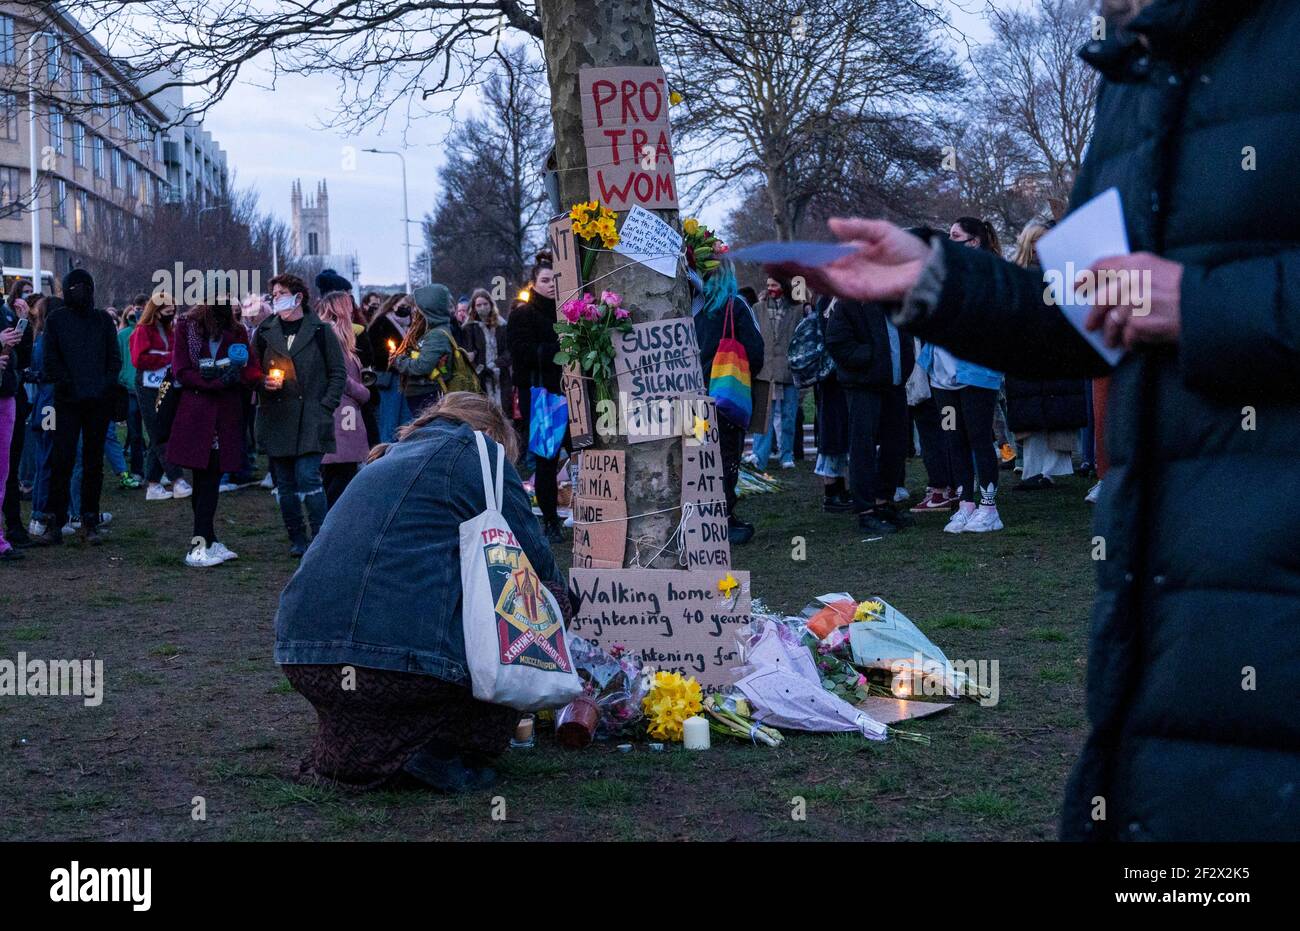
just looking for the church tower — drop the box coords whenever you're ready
[290,179,331,257]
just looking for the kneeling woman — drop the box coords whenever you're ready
[274,392,569,791]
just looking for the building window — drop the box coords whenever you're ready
[308,232,319,255]
[0,93,16,143]
[91,73,103,113]
[75,190,89,234]
[50,108,65,155]
[0,167,20,219]
[52,179,68,226]
[111,149,122,188]
[0,242,21,268]
[54,248,72,277]
[47,37,61,84]
[126,159,137,199]
[92,135,104,177]
[70,55,84,97]
[0,17,14,67]
[72,122,85,166]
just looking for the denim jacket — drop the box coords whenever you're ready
[274,417,563,682]
[916,341,1003,391]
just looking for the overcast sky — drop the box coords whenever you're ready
[198,2,999,288]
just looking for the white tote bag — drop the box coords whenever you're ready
[460,431,583,711]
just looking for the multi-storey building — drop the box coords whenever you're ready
[137,66,228,206]
[0,3,170,291]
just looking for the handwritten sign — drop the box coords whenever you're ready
[568,568,751,693]
[681,397,731,569]
[613,318,705,443]
[614,205,682,278]
[548,213,593,449]
[579,65,678,210]
[571,449,626,570]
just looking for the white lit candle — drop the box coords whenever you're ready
[683,715,711,751]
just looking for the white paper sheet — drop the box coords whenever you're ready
[1035,187,1128,366]
[613,205,683,278]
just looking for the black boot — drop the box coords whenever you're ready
[278,492,309,556]
[542,518,567,544]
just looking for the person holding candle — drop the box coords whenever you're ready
[167,300,263,567]
[367,293,415,442]
[254,273,347,557]
[275,392,570,792]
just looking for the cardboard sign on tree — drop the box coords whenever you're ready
[547,212,593,449]
[681,396,731,570]
[567,567,751,693]
[571,449,627,569]
[579,65,678,211]
[613,318,705,443]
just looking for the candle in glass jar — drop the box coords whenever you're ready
[683,715,711,750]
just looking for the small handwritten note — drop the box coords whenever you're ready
[613,205,683,278]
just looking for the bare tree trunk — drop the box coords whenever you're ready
[539,0,691,569]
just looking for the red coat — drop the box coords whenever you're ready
[129,320,175,372]
[167,320,264,472]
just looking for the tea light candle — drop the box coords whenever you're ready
[683,715,711,750]
[514,716,534,743]
[267,368,284,387]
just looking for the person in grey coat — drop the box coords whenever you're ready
[255,273,347,556]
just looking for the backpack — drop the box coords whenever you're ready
[788,304,835,388]
[433,327,482,395]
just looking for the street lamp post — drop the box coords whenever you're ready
[27,29,53,294]
[362,148,411,295]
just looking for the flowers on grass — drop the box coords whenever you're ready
[642,670,703,742]
[854,599,885,622]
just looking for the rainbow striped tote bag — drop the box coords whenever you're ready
[708,299,752,429]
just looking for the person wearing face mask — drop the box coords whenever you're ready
[31,269,119,546]
[131,294,191,502]
[505,252,567,541]
[367,292,415,442]
[167,300,264,567]
[744,274,808,472]
[462,287,510,408]
[115,294,147,489]
[255,273,347,557]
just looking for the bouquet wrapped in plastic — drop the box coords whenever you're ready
[568,637,650,737]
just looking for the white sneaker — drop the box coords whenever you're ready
[260,473,275,489]
[944,502,977,534]
[145,483,171,501]
[185,545,224,568]
[563,515,574,528]
[1085,481,1101,504]
[62,520,77,536]
[218,482,238,493]
[172,478,193,499]
[207,541,239,562]
[28,518,46,536]
[893,486,910,503]
[161,476,172,487]
[741,454,758,469]
[964,504,1004,533]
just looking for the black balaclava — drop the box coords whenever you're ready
[62,268,96,314]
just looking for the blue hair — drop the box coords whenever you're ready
[699,260,738,317]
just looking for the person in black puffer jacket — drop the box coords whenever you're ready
[34,268,120,546]
[825,292,916,536]
[773,0,1300,842]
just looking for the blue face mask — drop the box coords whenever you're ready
[273,295,297,313]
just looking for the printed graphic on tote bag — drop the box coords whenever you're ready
[484,529,571,672]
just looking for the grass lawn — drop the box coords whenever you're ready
[0,457,1095,841]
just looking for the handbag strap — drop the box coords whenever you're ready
[473,430,504,512]
[722,298,735,341]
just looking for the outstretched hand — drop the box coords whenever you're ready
[767,218,931,303]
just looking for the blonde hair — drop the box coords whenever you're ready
[316,291,358,358]
[1013,221,1051,269]
[367,391,518,463]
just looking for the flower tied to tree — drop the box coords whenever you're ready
[554,289,632,405]
[569,200,620,279]
[683,217,728,276]
[643,670,703,742]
